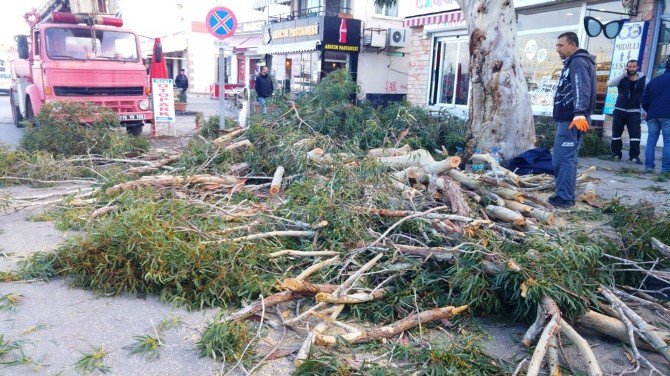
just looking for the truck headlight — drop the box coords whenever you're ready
[139,100,150,111]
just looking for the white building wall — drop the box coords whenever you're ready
[352,1,409,96]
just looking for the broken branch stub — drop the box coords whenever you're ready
[270,166,285,195]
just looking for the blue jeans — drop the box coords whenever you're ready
[645,118,670,173]
[552,121,583,201]
[258,97,268,114]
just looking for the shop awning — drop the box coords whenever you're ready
[225,35,262,50]
[403,11,465,28]
[256,40,321,55]
[253,0,291,10]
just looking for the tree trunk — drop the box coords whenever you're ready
[457,0,536,160]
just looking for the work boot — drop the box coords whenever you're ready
[548,196,575,208]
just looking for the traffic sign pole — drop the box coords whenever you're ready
[219,46,226,130]
[205,6,238,131]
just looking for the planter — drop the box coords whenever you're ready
[174,102,187,112]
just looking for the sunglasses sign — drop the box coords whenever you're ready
[603,21,649,115]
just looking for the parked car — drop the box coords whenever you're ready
[0,72,10,95]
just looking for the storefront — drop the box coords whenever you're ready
[405,0,667,128]
[257,15,361,94]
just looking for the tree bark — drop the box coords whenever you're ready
[457,0,536,160]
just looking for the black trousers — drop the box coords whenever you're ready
[611,109,641,159]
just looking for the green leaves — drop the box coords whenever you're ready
[74,345,111,374]
[197,313,255,364]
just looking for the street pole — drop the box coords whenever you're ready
[218,46,226,130]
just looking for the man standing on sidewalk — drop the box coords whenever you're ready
[254,66,274,114]
[641,59,670,175]
[608,60,646,164]
[550,32,597,208]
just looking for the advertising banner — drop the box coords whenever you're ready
[604,21,648,115]
[152,78,176,122]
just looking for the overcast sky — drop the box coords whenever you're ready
[0,0,266,52]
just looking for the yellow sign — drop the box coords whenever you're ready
[272,24,319,39]
[324,44,359,52]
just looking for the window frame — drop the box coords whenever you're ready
[429,36,470,108]
[374,3,399,18]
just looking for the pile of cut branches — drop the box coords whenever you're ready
[3,70,669,375]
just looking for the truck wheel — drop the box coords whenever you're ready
[126,124,143,136]
[10,92,24,127]
[25,100,36,127]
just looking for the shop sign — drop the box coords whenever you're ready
[263,17,322,45]
[604,21,648,115]
[151,79,175,122]
[272,24,319,40]
[400,0,460,18]
[514,0,556,7]
[237,20,266,35]
[322,17,362,53]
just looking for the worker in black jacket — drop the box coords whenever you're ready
[550,32,597,208]
[607,59,646,164]
[254,66,274,114]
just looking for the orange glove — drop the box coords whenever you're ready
[569,115,589,132]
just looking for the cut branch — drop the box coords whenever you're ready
[314,305,468,346]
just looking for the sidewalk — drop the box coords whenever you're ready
[143,94,242,138]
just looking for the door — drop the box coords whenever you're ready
[237,56,246,85]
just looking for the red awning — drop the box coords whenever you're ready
[403,11,465,28]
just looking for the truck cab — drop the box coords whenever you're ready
[10,0,152,135]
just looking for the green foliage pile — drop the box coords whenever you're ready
[198,115,239,139]
[198,312,255,364]
[0,146,84,184]
[237,69,467,176]
[24,189,288,309]
[296,333,507,375]
[19,102,148,157]
[14,70,670,374]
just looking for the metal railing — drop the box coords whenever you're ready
[268,5,352,23]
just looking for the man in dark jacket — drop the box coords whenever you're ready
[608,59,646,163]
[641,59,670,175]
[254,66,273,114]
[551,32,597,208]
[174,69,189,101]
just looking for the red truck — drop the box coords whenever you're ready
[10,0,152,135]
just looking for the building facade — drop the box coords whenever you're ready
[403,0,670,145]
[254,0,410,104]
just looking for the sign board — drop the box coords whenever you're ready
[152,78,176,122]
[604,21,648,115]
[206,7,238,40]
[399,0,460,18]
[263,16,361,54]
[322,17,361,52]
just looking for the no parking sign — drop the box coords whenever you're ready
[206,7,238,40]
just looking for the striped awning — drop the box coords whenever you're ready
[403,11,465,28]
[256,40,321,55]
[253,0,291,10]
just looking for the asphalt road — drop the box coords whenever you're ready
[0,95,23,147]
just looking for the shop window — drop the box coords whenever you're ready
[374,3,398,17]
[323,50,349,75]
[652,19,670,78]
[517,6,581,32]
[429,39,469,106]
[299,0,322,17]
[517,31,571,113]
[325,0,350,15]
